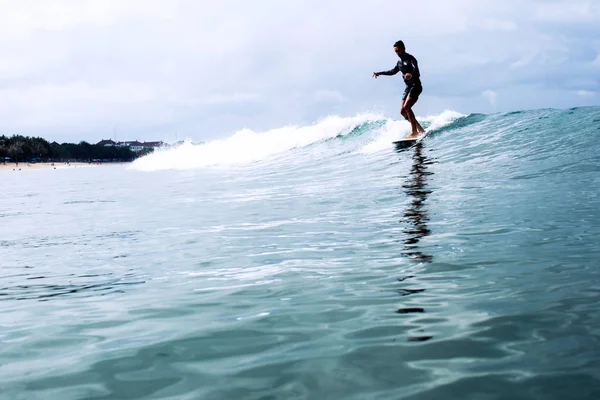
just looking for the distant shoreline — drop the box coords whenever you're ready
[0,161,129,171]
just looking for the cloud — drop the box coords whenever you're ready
[0,81,155,105]
[482,90,498,107]
[575,90,597,96]
[0,0,598,142]
[532,0,599,23]
[202,93,262,105]
[313,90,348,103]
[472,18,518,31]
[0,0,177,37]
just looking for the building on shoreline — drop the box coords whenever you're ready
[96,139,164,153]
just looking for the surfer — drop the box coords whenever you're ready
[373,40,425,139]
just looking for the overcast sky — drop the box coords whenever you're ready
[0,0,598,143]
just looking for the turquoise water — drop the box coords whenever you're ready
[2,107,600,399]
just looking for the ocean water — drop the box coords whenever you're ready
[2,106,600,399]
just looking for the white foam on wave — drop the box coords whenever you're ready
[357,110,465,154]
[129,113,383,172]
[129,110,464,172]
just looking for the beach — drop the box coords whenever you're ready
[0,162,124,171]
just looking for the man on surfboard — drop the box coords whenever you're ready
[373,40,425,139]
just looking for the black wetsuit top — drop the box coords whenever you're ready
[378,52,421,86]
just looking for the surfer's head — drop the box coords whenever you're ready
[394,40,405,55]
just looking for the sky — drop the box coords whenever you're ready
[0,0,599,143]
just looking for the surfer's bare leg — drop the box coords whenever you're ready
[402,96,425,138]
[415,118,425,133]
[400,99,409,121]
[407,97,425,133]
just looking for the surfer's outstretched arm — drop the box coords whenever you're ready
[373,64,399,78]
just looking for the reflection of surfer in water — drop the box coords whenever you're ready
[401,142,433,263]
[394,142,435,343]
[373,40,426,139]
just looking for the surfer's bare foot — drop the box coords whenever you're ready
[405,132,419,139]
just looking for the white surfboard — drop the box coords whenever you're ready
[393,129,431,149]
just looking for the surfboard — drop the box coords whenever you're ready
[393,129,431,150]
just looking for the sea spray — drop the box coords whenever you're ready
[129,111,462,172]
[130,113,384,171]
[357,110,464,154]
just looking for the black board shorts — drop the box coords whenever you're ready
[402,83,423,101]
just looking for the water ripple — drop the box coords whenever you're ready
[2,107,600,399]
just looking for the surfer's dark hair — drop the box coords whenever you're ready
[394,40,405,49]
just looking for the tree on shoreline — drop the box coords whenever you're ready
[0,135,138,163]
